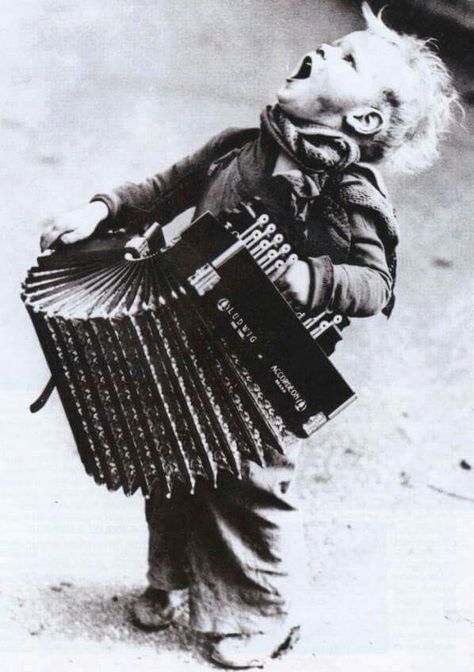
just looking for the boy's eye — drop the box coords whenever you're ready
[343,53,356,69]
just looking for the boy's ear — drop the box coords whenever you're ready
[344,106,386,136]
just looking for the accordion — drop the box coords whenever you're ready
[22,199,356,496]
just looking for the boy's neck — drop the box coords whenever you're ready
[292,110,344,133]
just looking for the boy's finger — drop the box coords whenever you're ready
[40,227,60,251]
[268,263,288,284]
[60,230,84,244]
[269,254,299,285]
[281,287,296,301]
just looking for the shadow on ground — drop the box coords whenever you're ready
[6,582,213,666]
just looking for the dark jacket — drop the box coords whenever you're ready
[93,127,397,317]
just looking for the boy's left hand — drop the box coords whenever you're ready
[271,259,311,307]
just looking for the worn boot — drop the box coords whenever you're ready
[131,586,187,631]
[207,625,300,669]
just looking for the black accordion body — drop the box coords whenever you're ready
[22,199,356,496]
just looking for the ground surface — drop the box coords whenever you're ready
[1,1,473,670]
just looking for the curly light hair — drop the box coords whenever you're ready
[361,2,460,174]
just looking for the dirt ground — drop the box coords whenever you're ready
[1,1,473,670]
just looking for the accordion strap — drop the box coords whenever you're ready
[30,376,56,413]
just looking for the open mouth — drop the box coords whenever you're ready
[287,55,313,81]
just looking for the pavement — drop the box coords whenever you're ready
[1,1,473,670]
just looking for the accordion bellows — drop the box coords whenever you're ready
[22,200,355,497]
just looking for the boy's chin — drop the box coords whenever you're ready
[276,84,295,103]
[276,89,314,121]
[276,92,298,116]
[276,97,308,122]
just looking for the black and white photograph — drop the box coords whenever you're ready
[1,1,473,670]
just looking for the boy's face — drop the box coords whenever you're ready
[277,30,407,126]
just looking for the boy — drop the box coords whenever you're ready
[41,4,458,669]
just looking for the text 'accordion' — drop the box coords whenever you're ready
[22,199,356,497]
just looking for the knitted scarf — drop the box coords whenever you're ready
[261,105,398,316]
[261,104,360,198]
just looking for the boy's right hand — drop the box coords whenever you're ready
[40,201,110,251]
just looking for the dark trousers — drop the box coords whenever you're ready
[145,442,306,635]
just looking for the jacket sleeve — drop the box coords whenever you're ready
[91,127,256,231]
[306,208,392,317]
